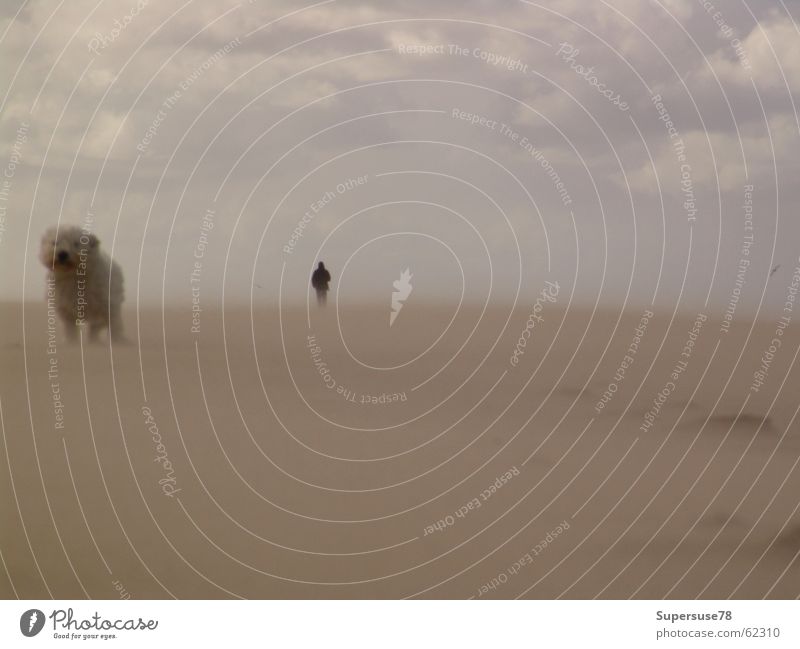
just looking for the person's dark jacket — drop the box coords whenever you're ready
[312,264,331,290]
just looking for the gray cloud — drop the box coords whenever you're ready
[1,0,798,314]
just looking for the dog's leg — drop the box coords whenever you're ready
[62,317,79,343]
[109,307,126,343]
[89,322,107,343]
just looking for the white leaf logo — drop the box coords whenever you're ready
[390,268,413,326]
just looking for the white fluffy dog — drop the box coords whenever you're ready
[39,225,124,342]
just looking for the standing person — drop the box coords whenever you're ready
[311,261,331,306]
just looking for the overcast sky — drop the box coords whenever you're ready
[1,0,799,313]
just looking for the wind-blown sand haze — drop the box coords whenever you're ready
[3,0,800,617]
[2,300,799,599]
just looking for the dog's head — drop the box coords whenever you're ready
[39,225,98,272]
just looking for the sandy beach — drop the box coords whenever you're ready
[1,300,798,599]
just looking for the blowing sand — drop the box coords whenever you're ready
[1,301,799,599]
